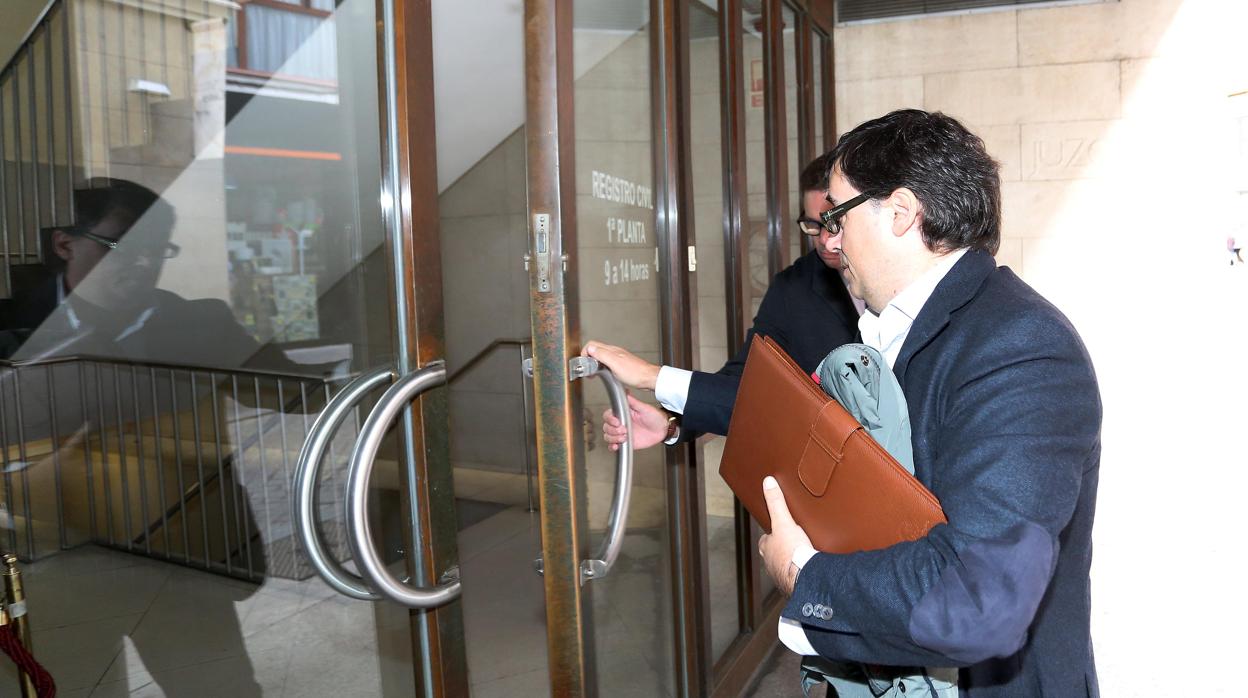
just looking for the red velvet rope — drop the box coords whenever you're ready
[0,624,55,697]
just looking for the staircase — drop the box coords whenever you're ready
[0,0,71,299]
[0,0,224,300]
[0,356,358,582]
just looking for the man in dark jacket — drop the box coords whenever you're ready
[0,178,268,694]
[759,109,1102,696]
[585,152,861,447]
[1,177,261,368]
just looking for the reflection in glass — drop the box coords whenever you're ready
[574,3,675,695]
[233,4,339,81]
[0,0,415,694]
[812,29,826,150]
[687,0,742,664]
[6,179,274,369]
[431,0,549,693]
[783,3,800,265]
[742,2,769,322]
[740,1,776,602]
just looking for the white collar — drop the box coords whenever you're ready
[57,272,157,341]
[857,248,968,368]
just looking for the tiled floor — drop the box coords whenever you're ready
[2,496,801,697]
[1,543,397,697]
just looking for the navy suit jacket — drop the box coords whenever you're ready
[682,249,859,438]
[2,276,263,369]
[784,250,1102,697]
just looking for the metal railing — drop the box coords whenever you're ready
[0,334,542,584]
[0,354,347,583]
[0,0,73,297]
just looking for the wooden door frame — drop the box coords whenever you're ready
[523,0,597,695]
[379,0,469,695]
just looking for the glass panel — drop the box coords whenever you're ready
[430,0,548,692]
[574,2,675,695]
[241,4,339,81]
[688,0,740,664]
[783,4,800,265]
[434,1,675,694]
[741,2,768,322]
[741,0,775,602]
[812,30,825,150]
[0,0,418,694]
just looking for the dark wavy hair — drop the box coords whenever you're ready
[828,109,1000,254]
[800,150,837,194]
[72,177,174,235]
[43,178,175,270]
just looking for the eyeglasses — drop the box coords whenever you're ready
[77,230,120,251]
[796,217,825,237]
[73,229,180,260]
[807,192,872,237]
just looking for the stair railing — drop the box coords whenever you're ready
[1,0,74,298]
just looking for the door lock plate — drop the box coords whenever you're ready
[533,213,552,293]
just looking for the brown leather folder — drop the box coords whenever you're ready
[718,335,946,554]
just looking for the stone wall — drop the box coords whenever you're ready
[833,1,1248,693]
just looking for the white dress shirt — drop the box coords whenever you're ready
[58,272,156,341]
[25,274,160,362]
[655,364,693,414]
[778,248,968,656]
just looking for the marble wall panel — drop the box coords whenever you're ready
[924,62,1121,127]
[1018,0,1183,66]
[834,10,1018,82]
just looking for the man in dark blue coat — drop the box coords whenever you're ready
[759,109,1102,697]
[0,178,299,375]
[584,152,860,447]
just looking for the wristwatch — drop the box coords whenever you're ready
[664,413,680,444]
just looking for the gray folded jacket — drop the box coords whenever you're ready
[816,344,914,475]
[800,344,957,698]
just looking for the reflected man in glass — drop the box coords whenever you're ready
[2,178,260,368]
[0,178,266,695]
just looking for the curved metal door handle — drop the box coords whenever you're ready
[569,356,633,583]
[346,362,462,608]
[293,367,395,600]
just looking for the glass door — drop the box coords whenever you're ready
[435,0,841,693]
[519,0,682,695]
[0,0,829,694]
[0,0,461,695]
[433,0,685,695]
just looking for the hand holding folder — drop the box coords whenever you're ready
[719,336,946,554]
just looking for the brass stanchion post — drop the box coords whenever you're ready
[2,554,36,697]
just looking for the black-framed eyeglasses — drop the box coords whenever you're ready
[796,217,825,237]
[76,230,120,251]
[807,192,872,237]
[71,228,180,260]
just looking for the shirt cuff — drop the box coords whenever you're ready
[792,543,818,570]
[778,543,823,657]
[778,615,819,656]
[654,365,692,414]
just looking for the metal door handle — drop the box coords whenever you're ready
[569,356,633,583]
[293,367,395,600]
[346,362,462,608]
